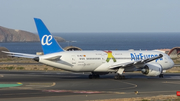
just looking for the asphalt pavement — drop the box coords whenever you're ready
[0,70,179,101]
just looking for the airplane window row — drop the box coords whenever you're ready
[79,58,132,60]
[79,58,85,60]
[79,58,101,60]
[87,58,101,60]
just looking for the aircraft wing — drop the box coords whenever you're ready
[2,51,38,59]
[110,54,163,69]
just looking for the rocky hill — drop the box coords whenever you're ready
[0,26,65,42]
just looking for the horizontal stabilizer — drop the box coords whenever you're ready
[43,55,73,66]
[45,56,61,61]
[2,51,38,59]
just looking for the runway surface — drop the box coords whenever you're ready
[0,70,180,101]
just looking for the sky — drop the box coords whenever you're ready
[0,0,180,33]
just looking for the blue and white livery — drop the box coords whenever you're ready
[2,18,174,79]
[34,18,64,54]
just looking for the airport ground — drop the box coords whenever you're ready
[0,71,180,101]
[0,57,180,101]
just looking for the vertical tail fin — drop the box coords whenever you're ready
[34,18,64,54]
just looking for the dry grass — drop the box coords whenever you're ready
[167,66,180,73]
[0,64,60,71]
[0,57,37,63]
[0,57,62,71]
[172,58,180,64]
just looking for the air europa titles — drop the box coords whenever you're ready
[130,53,163,62]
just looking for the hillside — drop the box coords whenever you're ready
[0,26,65,42]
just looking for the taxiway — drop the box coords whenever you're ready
[0,70,179,101]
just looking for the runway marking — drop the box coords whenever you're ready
[51,82,56,87]
[101,90,178,96]
[0,82,56,90]
[0,92,42,96]
[43,90,103,94]
[1,90,176,98]
[121,81,138,89]
[26,82,56,87]
[17,82,22,84]
[43,90,136,95]
[110,80,138,90]
[0,82,23,88]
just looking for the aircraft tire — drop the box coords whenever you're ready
[89,75,93,79]
[114,75,119,80]
[122,75,125,79]
[114,75,125,80]
[89,74,100,79]
[159,74,164,78]
[96,75,100,78]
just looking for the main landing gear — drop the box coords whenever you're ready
[89,74,100,79]
[114,68,125,80]
[114,74,125,80]
[159,74,164,78]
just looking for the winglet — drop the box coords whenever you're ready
[34,18,64,54]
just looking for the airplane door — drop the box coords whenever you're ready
[71,55,76,64]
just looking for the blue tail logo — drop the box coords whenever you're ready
[34,18,64,54]
[41,35,53,46]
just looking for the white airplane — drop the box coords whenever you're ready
[3,18,174,80]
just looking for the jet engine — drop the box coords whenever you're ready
[141,63,162,76]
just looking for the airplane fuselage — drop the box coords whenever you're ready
[39,50,174,73]
[3,18,175,79]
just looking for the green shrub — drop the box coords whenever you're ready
[6,66,15,70]
[17,67,24,70]
[141,99,150,101]
[44,68,48,71]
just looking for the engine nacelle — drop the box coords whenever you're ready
[141,63,162,76]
